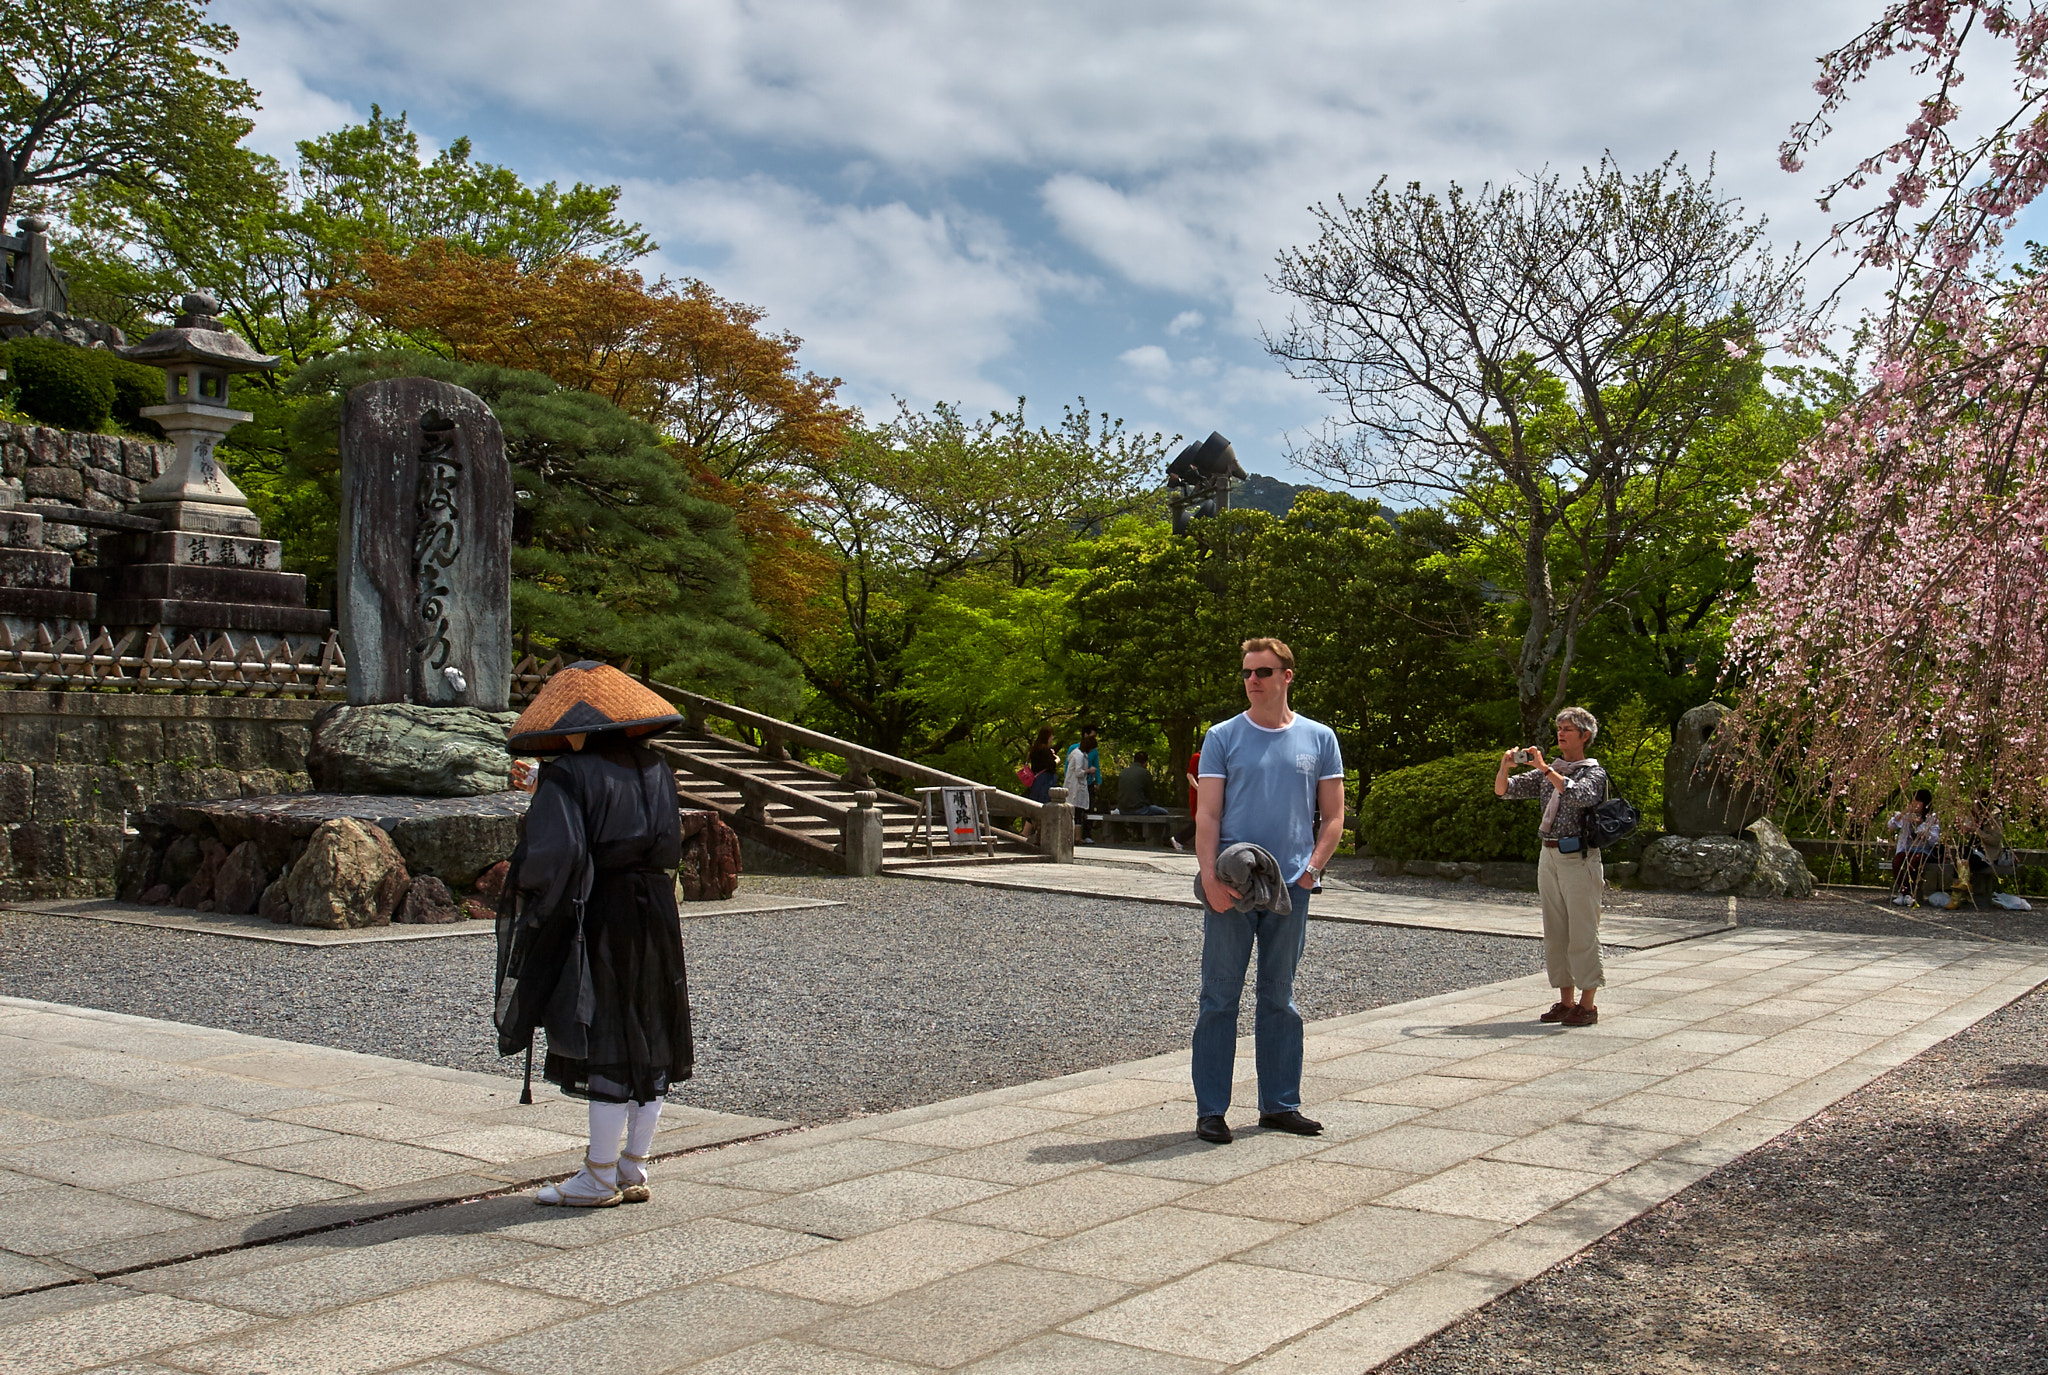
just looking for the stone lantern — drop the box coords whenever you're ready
[118,293,278,536]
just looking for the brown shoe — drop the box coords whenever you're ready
[1562,1005,1599,1027]
[1539,1001,1571,1023]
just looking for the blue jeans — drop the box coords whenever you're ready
[1191,883,1309,1117]
[1122,804,1168,815]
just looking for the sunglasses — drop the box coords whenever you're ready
[1240,666,1280,680]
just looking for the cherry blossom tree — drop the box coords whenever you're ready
[1728,2,2048,823]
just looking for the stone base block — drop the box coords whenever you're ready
[0,547,73,589]
[93,599,331,635]
[122,790,528,907]
[102,531,282,570]
[0,587,96,621]
[128,501,262,537]
[76,563,308,605]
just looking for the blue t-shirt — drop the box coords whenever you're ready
[1198,711,1344,885]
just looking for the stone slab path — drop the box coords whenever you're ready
[2,894,843,946]
[899,852,1730,950]
[0,996,786,1295]
[4,927,2044,1373]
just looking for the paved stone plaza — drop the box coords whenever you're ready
[4,923,2044,1373]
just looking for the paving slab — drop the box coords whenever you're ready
[0,995,786,1289]
[1,926,2043,1373]
[4,894,842,946]
[896,854,1732,948]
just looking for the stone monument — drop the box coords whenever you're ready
[1636,701,1812,898]
[1662,702,1765,837]
[336,378,513,711]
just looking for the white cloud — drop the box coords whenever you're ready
[625,176,1088,411]
[212,0,1979,449]
[1119,345,1173,379]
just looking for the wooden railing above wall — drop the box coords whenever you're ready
[0,621,347,696]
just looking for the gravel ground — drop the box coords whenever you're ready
[1378,982,2048,1375]
[0,874,1541,1126]
[1323,854,2048,943]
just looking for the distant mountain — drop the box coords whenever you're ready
[1229,472,1319,517]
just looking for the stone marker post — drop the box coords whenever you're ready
[842,790,885,876]
[338,379,513,711]
[1043,786,1075,863]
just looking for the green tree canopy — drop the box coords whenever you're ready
[0,0,254,226]
[285,352,796,712]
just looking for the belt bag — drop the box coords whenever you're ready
[1556,836,1584,854]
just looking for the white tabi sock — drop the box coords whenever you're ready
[624,1099,664,1160]
[588,1100,628,1167]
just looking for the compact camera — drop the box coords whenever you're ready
[1512,747,1538,765]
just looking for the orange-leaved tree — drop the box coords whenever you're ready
[325,240,850,644]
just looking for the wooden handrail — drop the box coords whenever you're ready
[651,680,1043,820]
[650,741,851,826]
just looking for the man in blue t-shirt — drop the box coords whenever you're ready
[1192,636,1345,1145]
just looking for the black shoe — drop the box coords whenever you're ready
[1195,1115,1233,1144]
[1258,1110,1323,1136]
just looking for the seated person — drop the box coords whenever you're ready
[1116,751,1169,815]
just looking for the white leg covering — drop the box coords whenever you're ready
[617,1099,663,1202]
[588,1100,629,1165]
[625,1099,664,1158]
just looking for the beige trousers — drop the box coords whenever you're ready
[1537,844,1604,991]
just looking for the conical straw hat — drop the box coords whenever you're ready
[508,661,683,755]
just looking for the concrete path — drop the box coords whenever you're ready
[0,998,784,1293]
[3,927,2044,1374]
[898,849,1729,950]
[2,894,842,946]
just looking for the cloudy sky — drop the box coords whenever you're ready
[211,0,1945,481]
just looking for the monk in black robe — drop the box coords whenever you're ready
[494,662,692,1207]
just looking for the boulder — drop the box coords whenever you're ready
[116,832,158,902]
[306,703,519,797]
[1663,703,1766,838]
[258,879,291,923]
[138,883,171,906]
[463,898,495,922]
[156,832,204,892]
[172,837,228,909]
[284,818,411,928]
[1478,861,1539,890]
[388,812,519,890]
[213,841,269,915]
[396,875,462,924]
[678,810,741,901]
[1639,833,1759,893]
[1740,817,1815,899]
[475,859,511,901]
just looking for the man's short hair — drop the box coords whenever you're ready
[1555,706,1599,742]
[1241,637,1295,671]
[1132,751,1149,764]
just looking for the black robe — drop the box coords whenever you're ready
[494,740,692,1102]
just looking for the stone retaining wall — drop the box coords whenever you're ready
[0,421,172,565]
[0,692,319,900]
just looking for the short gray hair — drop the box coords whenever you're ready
[1555,707,1599,742]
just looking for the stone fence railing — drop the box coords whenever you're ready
[0,616,575,703]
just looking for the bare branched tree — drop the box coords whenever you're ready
[1267,156,1807,741]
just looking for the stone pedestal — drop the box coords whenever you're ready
[338,379,513,710]
[0,507,95,621]
[841,791,885,876]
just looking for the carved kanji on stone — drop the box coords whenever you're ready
[337,379,512,710]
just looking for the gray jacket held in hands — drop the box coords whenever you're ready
[1196,841,1290,913]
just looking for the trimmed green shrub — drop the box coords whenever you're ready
[107,355,166,437]
[0,338,166,436]
[1359,750,1544,863]
[4,337,116,431]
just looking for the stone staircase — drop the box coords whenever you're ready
[647,685,1060,875]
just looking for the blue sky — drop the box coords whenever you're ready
[213,0,1937,484]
